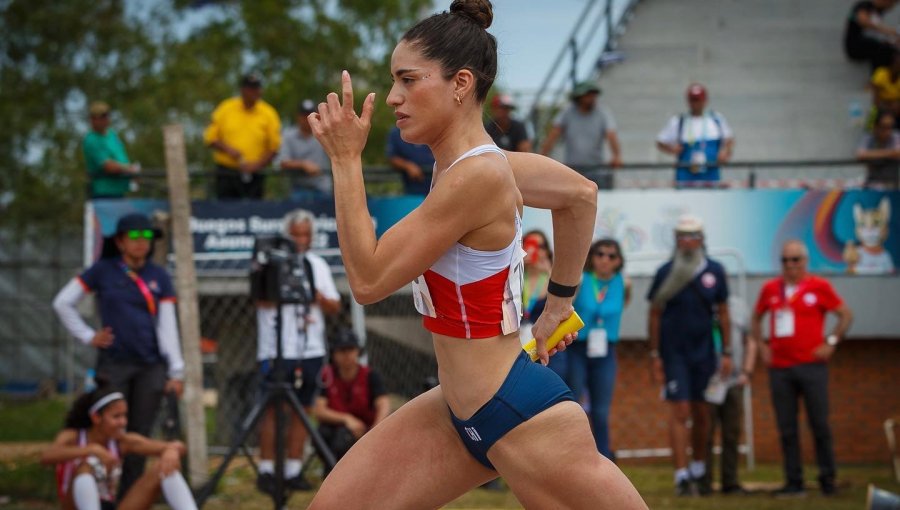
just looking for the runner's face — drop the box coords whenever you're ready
[387,41,452,145]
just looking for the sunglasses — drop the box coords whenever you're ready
[593,251,619,260]
[127,229,154,240]
[781,256,804,264]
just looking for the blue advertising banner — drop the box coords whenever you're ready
[87,198,340,274]
[89,189,899,276]
[523,189,899,275]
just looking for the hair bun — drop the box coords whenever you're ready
[450,0,493,30]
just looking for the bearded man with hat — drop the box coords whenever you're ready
[656,83,735,188]
[647,214,732,496]
[540,80,622,189]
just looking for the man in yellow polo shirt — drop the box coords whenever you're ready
[204,73,281,199]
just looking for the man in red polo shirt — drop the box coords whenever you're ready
[750,240,853,498]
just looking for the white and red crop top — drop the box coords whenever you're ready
[411,144,524,339]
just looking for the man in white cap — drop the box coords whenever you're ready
[646,214,732,496]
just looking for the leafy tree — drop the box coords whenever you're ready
[0,0,432,229]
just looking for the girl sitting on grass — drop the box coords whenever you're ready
[41,380,196,510]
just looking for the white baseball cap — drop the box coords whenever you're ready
[675,214,704,233]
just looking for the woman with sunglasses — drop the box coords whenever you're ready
[53,212,185,498]
[42,379,197,510]
[569,239,630,459]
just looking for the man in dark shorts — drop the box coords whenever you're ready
[647,215,732,497]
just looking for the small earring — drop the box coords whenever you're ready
[455,94,462,105]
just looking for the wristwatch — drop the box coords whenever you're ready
[826,334,840,347]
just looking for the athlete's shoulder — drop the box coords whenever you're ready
[442,149,510,189]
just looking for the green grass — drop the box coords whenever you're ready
[622,463,900,510]
[0,397,68,441]
[3,456,897,509]
[0,458,57,502]
[2,398,898,508]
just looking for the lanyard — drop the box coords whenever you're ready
[590,275,610,303]
[590,275,611,327]
[685,112,709,151]
[118,260,157,317]
[779,278,808,306]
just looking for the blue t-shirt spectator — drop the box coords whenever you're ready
[386,127,435,195]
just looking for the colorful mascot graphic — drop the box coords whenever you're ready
[843,197,895,274]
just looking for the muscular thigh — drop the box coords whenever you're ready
[488,401,647,510]
[309,386,496,510]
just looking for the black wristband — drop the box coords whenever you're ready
[547,279,578,298]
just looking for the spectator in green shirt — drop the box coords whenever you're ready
[83,101,139,198]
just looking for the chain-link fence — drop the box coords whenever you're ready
[0,223,93,398]
[198,273,436,449]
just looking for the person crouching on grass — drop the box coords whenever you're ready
[41,381,197,510]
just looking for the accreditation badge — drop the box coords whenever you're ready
[587,328,608,358]
[411,275,437,318]
[774,308,795,338]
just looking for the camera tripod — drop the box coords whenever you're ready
[196,302,337,509]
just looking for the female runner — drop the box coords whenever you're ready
[308,1,647,508]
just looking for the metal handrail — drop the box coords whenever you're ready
[118,158,877,197]
[527,0,641,145]
[129,158,872,179]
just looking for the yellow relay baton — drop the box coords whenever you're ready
[522,311,585,362]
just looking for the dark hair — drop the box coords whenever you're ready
[523,229,553,263]
[63,377,122,429]
[401,0,497,102]
[584,238,625,273]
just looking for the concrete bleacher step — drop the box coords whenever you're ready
[596,0,898,166]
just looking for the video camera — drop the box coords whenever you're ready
[249,235,313,305]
